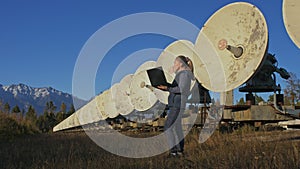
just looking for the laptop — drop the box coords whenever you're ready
[146,66,169,88]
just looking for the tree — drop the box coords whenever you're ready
[24,105,39,132]
[55,102,67,123]
[4,103,10,114]
[60,102,66,113]
[45,101,56,114]
[11,105,21,114]
[37,111,56,133]
[284,72,300,105]
[0,100,3,113]
[38,101,57,133]
[25,105,37,124]
[236,98,245,105]
[21,109,25,119]
[66,104,75,117]
[268,94,274,103]
[56,112,65,123]
[37,115,47,133]
[255,94,264,104]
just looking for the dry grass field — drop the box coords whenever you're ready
[0,127,300,169]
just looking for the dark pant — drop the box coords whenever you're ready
[164,107,184,153]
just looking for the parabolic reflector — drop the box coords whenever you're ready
[104,84,120,118]
[77,101,90,125]
[135,61,156,74]
[95,90,109,120]
[157,40,209,88]
[156,40,204,103]
[283,0,300,49]
[114,74,135,115]
[195,2,268,92]
[82,99,100,124]
[130,70,158,111]
[65,112,80,129]
[156,40,195,82]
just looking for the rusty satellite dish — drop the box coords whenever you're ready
[78,98,101,124]
[69,112,80,128]
[87,99,102,123]
[156,39,203,100]
[53,110,80,132]
[283,0,300,49]
[53,120,62,132]
[114,74,135,116]
[68,113,81,127]
[156,40,195,82]
[129,61,158,111]
[135,61,156,73]
[104,84,120,119]
[195,2,268,92]
[130,60,171,111]
[95,90,109,120]
[156,40,207,84]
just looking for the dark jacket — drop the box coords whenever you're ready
[167,70,194,109]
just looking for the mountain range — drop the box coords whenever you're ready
[0,83,86,115]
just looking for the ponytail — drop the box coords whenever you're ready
[176,55,194,73]
[186,57,194,73]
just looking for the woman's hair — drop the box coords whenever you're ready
[176,55,194,73]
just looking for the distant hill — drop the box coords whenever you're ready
[0,83,87,115]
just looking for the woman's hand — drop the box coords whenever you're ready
[157,85,168,91]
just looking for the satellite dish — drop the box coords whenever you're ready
[156,40,203,103]
[135,61,156,74]
[53,103,86,132]
[77,102,91,125]
[53,122,61,132]
[138,62,169,105]
[156,40,208,90]
[195,2,268,92]
[130,60,169,111]
[95,90,109,120]
[75,104,88,126]
[104,84,120,118]
[130,70,158,111]
[70,109,80,126]
[283,0,300,49]
[63,112,80,130]
[129,61,159,111]
[114,74,135,115]
[156,40,196,82]
[78,99,100,124]
[73,113,80,127]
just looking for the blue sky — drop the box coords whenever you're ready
[0,0,299,101]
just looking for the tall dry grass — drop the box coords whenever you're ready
[0,127,299,169]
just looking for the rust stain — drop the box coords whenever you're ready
[249,18,265,44]
[229,71,237,82]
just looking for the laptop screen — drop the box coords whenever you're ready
[146,66,169,87]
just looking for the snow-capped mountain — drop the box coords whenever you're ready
[0,83,86,115]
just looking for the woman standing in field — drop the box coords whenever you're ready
[157,55,194,157]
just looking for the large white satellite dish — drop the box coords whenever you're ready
[135,61,156,73]
[95,90,109,120]
[283,0,300,49]
[195,2,268,92]
[130,70,158,111]
[156,40,196,82]
[104,84,120,118]
[114,74,135,115]
[156,40,207,90]
[78,99,100,124]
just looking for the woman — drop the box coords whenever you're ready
[157,55,194,156]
